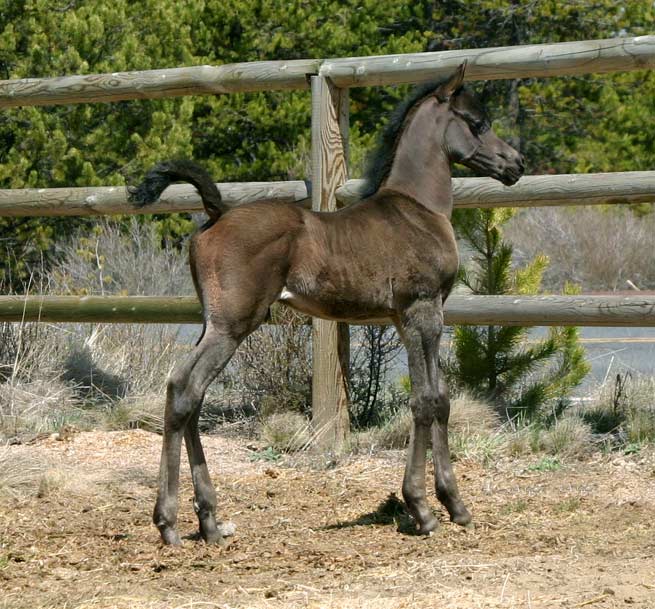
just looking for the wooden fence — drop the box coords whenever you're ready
[2,35,655,449]
[1,172,655,216]
[2,295,655,327]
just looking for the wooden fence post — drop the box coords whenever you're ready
[310,75,350,453]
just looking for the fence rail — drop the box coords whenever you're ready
[2,295,654,327]
[1,36,653,108]
[1,171,654,217]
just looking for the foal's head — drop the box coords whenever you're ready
[436,63,524,186]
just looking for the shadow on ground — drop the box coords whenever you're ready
[324,492,417,534]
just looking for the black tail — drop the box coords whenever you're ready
[129,160,225,224]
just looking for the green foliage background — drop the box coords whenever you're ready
[0,0,429,285]
[1,0,654,286]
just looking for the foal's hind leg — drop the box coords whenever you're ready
[183,402,234,545]
[397,298,470,534]
[154,327,238,545]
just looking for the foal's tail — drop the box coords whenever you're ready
[129,160,225,224]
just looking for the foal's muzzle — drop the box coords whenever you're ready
[499,153,525,186]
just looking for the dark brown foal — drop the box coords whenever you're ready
[131,63,524,545]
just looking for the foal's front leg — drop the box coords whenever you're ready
[430,373,472,527]
[397,299,470,534]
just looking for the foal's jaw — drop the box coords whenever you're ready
[463,137,524,186]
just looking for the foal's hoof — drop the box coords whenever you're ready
[417,516,440,536]
[202,520,237,547]
[450,508,473,528]
[159,527,182,546]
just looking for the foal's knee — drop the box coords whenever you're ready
[411,388,439,426]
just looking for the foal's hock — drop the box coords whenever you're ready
[131,63,524,546]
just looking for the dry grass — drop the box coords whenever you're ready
[355,406,412,451]
[36,467,67,498]
[0,323,188,438]
[52,218,193,297]
[259,411,312,452]
[448,393,504,463]
[449,392,500,434]
[505,206,655,291]
[102,393,165,434]
[0,220,197,439]
[539,417,593,458]
[0,444,44,498]
[576,374,655,447]
[0,378,85,437]
[505,425,541,457]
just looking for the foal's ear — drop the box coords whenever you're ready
[436,61,467,102]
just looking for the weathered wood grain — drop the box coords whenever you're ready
[322,35,655,87]
[2,172,653,217]
[445,295,655,327]
[450,172,655,209]
[2,295,654,326]
[0,60,320,107]
[310,76,351,453]
[1,36,653,108]
[0,181,310,217]
[338,172,655,208]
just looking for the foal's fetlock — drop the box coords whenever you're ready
[154,513,182,546]
[195,508,219,544]
[159,525,182,546]
[403,489,439,535]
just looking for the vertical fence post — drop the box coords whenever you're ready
[310,75,350,453]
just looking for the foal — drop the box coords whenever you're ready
[131,63,524,545]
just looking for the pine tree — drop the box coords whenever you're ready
[447,207,589,421]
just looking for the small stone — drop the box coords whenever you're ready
[217,521,237,538]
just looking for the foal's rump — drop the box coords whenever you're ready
[189,200,308,335]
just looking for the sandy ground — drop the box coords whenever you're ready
[1,429,654,609]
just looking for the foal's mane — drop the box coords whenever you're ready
[361,77,453,198]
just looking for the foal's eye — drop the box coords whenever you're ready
[470,120,488,136]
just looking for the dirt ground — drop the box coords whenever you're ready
[1,429,654,609]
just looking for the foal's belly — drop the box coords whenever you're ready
[277,288,395,324]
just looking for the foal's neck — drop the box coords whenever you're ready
[381,97,454,218]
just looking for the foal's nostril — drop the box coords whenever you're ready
[517,154,525,172]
